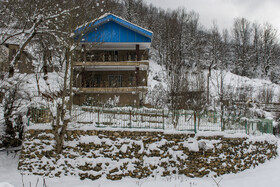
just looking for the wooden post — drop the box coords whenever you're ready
[129,110,132,128]
[136,44,140,61]
[162,110,165,130]
[97,110,100,127]
[136,67,139,87]
[194,111,197,133]
[245,120,248,135]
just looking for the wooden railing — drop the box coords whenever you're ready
[73,61,149,67]
[76,87,148,93]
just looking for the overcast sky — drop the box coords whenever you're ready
[144,0,280,33]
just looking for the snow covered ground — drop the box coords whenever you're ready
[0,139,279,187]
[1,62,280,187]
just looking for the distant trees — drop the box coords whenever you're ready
[230,18,280,80]
[204,23,224,104]
[232,18,252,77]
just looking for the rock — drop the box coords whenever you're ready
[109,167,119,174]
[93,166,102,172]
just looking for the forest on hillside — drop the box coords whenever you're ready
[1,0,280,82]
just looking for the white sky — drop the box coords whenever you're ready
[144,0,280,33]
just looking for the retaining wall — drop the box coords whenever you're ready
[18,129,278,180]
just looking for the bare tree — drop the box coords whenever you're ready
[260,23,278,78]
[0,0,78,77]
[204,22,224,105]
[232,18,253,77]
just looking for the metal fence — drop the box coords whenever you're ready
[30,107,52,123]
[71,106,273,135]
[29,106,274,135]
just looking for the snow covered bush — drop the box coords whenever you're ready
[0,75,31,147]
[146,83,168,108]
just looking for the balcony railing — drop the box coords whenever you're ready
[75,87,148,93]
[75,54,148,62]
[73,61,149,67]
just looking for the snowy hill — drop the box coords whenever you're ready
[147,60,280,123]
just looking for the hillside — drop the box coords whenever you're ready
[147,59,280,124]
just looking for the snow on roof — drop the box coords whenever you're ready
[75,13,153,39]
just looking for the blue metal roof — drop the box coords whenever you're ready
[75,14,153,43]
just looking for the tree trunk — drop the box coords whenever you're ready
[68,52,74,115]
[221,104,225,131]
[43,50,48,80]
[207,70,210,105]
[52,47,71,154]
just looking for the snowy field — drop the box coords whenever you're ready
[0,139,279,187]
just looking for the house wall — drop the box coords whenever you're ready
[73,69,148,106]
[2,44,34,74]
[0,45,9,71]
[18,129,278,180]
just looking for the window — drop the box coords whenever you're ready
[83,74,102,88]
[129,73,134,86]
[108,75,122,87]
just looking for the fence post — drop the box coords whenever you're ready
[194,112,197,134]
[214,112,216,125]
[162,109,165,130]
[245,120,248,135]
[129,110,132,128]
[97,110,100,127]
[220,112,223,131]
[270,120,273,134]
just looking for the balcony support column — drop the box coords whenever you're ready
[136,44,140,61]
[136,67,139,87]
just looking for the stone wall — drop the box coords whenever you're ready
[18,129,278,180]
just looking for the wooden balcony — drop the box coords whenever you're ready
[73,61,149,67]
[75,87,148,93]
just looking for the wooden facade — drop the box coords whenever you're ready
[73,14,152,106]
[73,59,149,106]
[0,43,34,74]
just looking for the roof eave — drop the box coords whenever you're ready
[75,13,153,39]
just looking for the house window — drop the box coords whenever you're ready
[129,73,134,86]
[83,74,102,87]
[108,75,122,87]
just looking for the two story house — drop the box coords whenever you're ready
[73,13,153,106]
